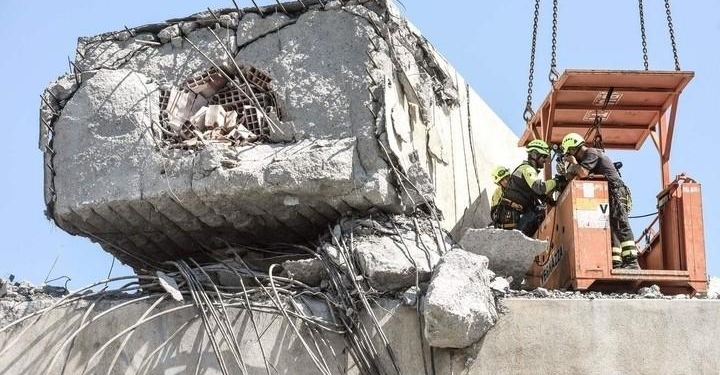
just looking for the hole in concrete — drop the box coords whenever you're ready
[157,65,282,149]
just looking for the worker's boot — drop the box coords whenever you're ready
[621,257,641,270]
[620,242,640,270]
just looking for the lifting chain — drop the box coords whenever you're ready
[524,0,541,123]
[665,0,681,71]
[549,0,559,83]
[638,0,649,70]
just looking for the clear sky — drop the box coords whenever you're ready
[0,1,716,290]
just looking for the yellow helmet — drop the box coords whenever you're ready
[491,166,511,184]
[561,133,585,153]
[526,139,550,156]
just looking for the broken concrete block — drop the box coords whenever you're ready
[355,232,440,292]
[708,276,719,299]
[48,74,79,102]
[402,286,419,306]
[639,284,663,299]
[157,271,183,301]
[489,276,511,294]
[423,249,497,348]
[45,3,524,271]
[158,24,181,43]
[282,258,327,287]
[459,228,548,288]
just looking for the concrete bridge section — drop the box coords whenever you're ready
[2,297,718,374]
[39,0,524,269]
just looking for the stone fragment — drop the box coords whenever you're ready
[157,271,183,301]
[402,286,419,306]
[489,276,511,294]
[708,276,719,299]
[282,258,327,287]
[423,249,497,348]
[460,228,548,288]
[533,287,551,298]
[638,284,663,299]
[48,74,79,102]
[158,24,181,43]
[355,231,441,292]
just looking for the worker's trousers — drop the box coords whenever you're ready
[609,184,637,263]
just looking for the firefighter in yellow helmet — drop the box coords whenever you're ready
[490,166,512,228]
[561,132,639,269]
[497,140,564,236]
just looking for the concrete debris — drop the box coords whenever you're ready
[282,258,327,287]
[423,249,497,348]
[42,2,523,269]
[500,287,719,300]
[157,271,184,301]
[0,279,68,302]
[402,286,419,306]
[158,65,276,150]
[638,284,664,299]
[459,228,548,288]
[533,287,552,298]
[489,276,511,295]
[708,276,720,299]
[354,232,440,292]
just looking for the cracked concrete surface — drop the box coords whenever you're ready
[40,1,524,269]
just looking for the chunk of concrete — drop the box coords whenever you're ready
[282,258,327,287]
[639,284,663,299]
[459,228,548,288]
[708,276,719,299]
[355,231,441,292]
[423,249,497,348]
[47,3,526,271]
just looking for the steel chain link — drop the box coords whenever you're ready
[549,0,559,83]
[524,0,541,123]
[665,0,680,70]
[638,0,649,70]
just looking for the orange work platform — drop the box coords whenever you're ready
[519,69,693,187]
[521,69,707,295]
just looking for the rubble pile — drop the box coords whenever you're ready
[158,65,281,149]
[0,277,68,301]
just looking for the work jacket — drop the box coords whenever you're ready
[502,162,556,212]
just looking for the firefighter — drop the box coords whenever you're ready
[490,166,512,228]
[560,132,640,270]
[498,139,563,236]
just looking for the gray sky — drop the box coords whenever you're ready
[1,0,717,290]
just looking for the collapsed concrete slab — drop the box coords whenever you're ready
[39,1,524,269]
[423,249,497,348]
[460,228,548,288]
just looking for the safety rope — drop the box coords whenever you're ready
[638,0,649,70]
[524,0,541,123]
